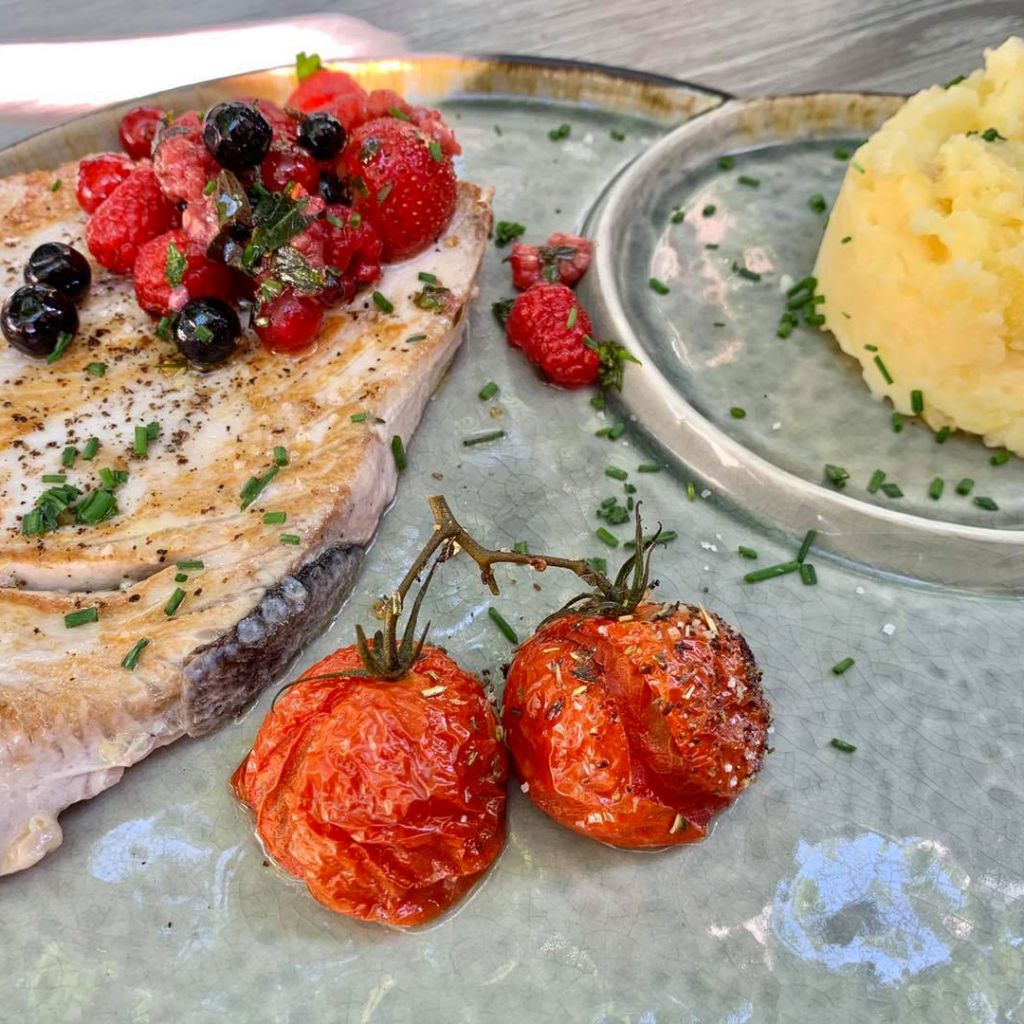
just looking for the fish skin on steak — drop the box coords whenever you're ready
[0,162,493,875]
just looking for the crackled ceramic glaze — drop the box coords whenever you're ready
[1,60,1022,1024]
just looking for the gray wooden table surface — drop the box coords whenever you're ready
[1,0,1021,99]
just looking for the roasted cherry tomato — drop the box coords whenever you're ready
[502,600,770,848]
[232,645,508,926]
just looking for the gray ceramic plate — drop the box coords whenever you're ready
[2,58,1023,1024]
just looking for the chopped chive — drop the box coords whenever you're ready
[718,155,735,170]
[587,557,608,575]
[705,243,720,250]
[623,483,637,494]
[203,179,217,196]
[824,464,849,488]
[929,476,944,500]
[82,437,100,461]
[864,344,878,352]
[391,436,407,471]
[463,429,506,447]
[488,606,519,643]
[50,178,62,192]
[176,559,204,570]
[164,588,186,617]
[832,657,855,676]
[512,541,529,555]
[596,527,619,548]
[732,262,762,282]
[738,546,758,559]
[273,446,289,467]
[387,106,411,121]
[605,467,628,481]
[134,426,149,457]
[799,563,817,585]
[64,606,98,628]
[637,463,660,473]
[833,146,851,160]
[974,496,998,511]
[867,469,886,493]
[548,123,571,142]
[796,529,817,563]
[891,412,905,434]
[493,221,526,247]
[744,561,799,583]
[610,129,626,141]
[840,236,852,244]
[873,354,893,384]
[46,331,73,364]
[786,276,816,298]
[146,422,160,441]
[405,333,427,344]
[120,637,150,671]
[808,194,827,214]
[671,208,685,224]
[830,737,857,753]
[174,573,188,582]
[990,450,1011,466]
[565,306,578,329]
[239,464,279,509]
[955,478,974,496]
[372,291,393,313]
[428,140,443,162]
[590,392,605,411]
[478,381,499,401]
[86,362,107,378]
[702,204,716,217]
[945,74,966,88]
[350,412,368,422]
[417,271,438,285]
[61,446,78,468]
[935,425,951,444]
[607,422,626,441]
[686,481,696,501]
[729,406,746,419]
[263,511,287,525]
[280,533,301,544]
[738,175,760,188]
[881,482,903,498]
[41,474,66,484]
[776,320,794,339]
[648,276,670,295]
[852,161,865,174]
[911,389,924,414]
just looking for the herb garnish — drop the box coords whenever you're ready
[808,194,827,214]
[164,588,186,617]
[391,436,407,471]
[64,607,98,629]
[478,381,499,401]
[648,277,670,295]
[548,123,571,142]
[263,511,287,525]
[494,221,525,247]
[164,241,187,287]
[488,606,519,643]
[86,362,107,378]
[744,561,799,583]
[46,331,73,365]
[830,738,857,753]
[832,657,855,676]
[463,430,505,447]
[280,533,301,545]
[121,637,150,671]
[295,51,322,81]
[824,464,850,488]
[373,291,394,314]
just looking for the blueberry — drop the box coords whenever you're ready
[24,242,91,303]
[2,284,78,359]
[173,298,240,365]
[203,102,272,172]
[318,171,352,206]
[298,113,346,160]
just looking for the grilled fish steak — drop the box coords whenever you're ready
[0,162,493,874]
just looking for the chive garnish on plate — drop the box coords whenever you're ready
[41,474,66,484]
[548,123,571,142]
[596,527,619,547]
[134,426,149,457]
[830,738,857,753]
[350,412,368,422]
[121,637,150,671]
[46,332,73,364]
[164,588,186,617]
[61,446,77,469]
[86,362,107,378]
[605,467,628,481]
[174,573,188,582]
[796,529,817,563]
[391,436,407,471]
[372,291,393,313]
[488,606,519,643]
[881,482,903,498]
[738,175,760,188]
[64,606,98,629]
[463,430,506,447]
[718,156,735,170]
[273,446,289,467]
[240,464,279,510]
[733,262,761,282]
[82,437,100,461]
[892,412,904,433]
[832,657,855,675]
[263,511,287,525]
[478,381,499,401]
[702,204,716,217]
[738,545,758,559]
[648,277,670,295]
[935,425,951,444]
[867,469,886,493]
[911,390,924,414]
[824,464,849,488]
[808,194,827,214]
[637,463,660,473]
[176,560,204,571]
[929,476,944,500]
[955,478,974,496]
[512,541,529,555]
[799,563,817,585]
[493,221,525,247]
[744,561,799,584]
[729,406,746,419]
[280,534,301,545]
[990,450,1010,466]
[974,496,998,510]
[873,354,893,384]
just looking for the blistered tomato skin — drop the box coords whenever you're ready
[232,645,508,927]
[502,601,770,848]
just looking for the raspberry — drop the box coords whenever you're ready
[153,111,221,202]
[505,283,598,388]
[133,228,245,315]
[339,118,457,262]
[85,163,179,274]
[287,69,368,129]
[509,233,591,290]
[119,105,167,160]
[75,152,135,214]
[255,288,324,352]
[361,90,461,157]
[283,210,382,307]
[260,145,321,194]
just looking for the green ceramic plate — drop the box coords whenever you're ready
[2,58,1023,1024]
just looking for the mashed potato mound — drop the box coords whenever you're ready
[815,37,1024,454]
